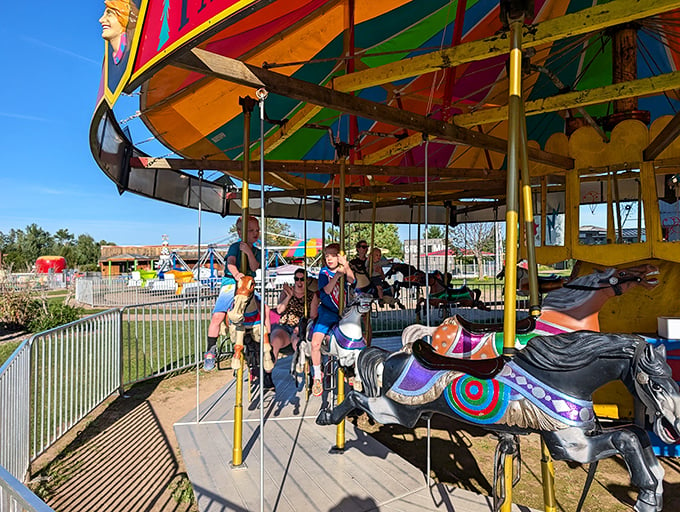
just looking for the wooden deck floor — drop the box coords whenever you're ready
[175,337,536,512]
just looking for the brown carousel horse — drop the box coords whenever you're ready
[403,264,659,359]
[225,276,274,374]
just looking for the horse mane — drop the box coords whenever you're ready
[542,268,616,310]
[516,330,641,371]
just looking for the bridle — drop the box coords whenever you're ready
[562,273,643,296]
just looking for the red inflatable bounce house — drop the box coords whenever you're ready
[35,256,67,274]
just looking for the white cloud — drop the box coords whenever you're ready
[21,36,100,66]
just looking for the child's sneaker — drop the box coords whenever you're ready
[203,349,216,371]
[263,372,275,390]
[312,377,323,397]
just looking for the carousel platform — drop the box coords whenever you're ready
[175,336,537,511]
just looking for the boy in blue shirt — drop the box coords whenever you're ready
[310,243,355,396]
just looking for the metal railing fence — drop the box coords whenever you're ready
[1,281,526,509]
[120,294,217,387]
[0,464,53,512]
[75,277,222,307]
[30,311,121,462]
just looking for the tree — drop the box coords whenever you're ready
[228,218,296,247]
[54,229,74,246]
[447,222,496,279]
[327,223,404,260]
[73,234,101,269]
[427,225,445,239]
[20,224,53,268]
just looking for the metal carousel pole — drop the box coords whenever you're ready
[332,142,351,452]
[231,95,257,469]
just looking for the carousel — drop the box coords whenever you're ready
[90,1,680,510]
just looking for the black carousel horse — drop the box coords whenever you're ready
[415,270,488,321]
[496,264,569,296]
[317,331,680,512]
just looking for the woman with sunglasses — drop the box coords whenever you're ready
[269,268,319,382]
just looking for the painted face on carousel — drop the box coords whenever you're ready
[99,1,129,56]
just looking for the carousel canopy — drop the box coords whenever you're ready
[90,0,680,224]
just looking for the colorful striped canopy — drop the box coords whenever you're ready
[91,0,680,219]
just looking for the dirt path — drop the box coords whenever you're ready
[30,369,228,512]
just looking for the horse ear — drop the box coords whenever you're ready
[654,343,667,360]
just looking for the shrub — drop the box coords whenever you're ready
[27,302,82,333]
[0,286,42,331]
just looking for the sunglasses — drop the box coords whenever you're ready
[294,277,305,282]
[358,245,368,249]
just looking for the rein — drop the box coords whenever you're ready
[562,275,641,296]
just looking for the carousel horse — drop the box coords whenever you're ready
[402,265,659,359]
[353,270,404,309]
[293,293,373,392]
[317,331,680,512]
[415,270,488,322]
[226,276,274,373]
[496,264,569,296]
[403,264,659,359]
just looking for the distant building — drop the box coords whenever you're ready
[99,243,229,276]
[578,225,646,245]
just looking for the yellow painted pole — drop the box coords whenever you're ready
[500,17,523,512]
[518,101,540,314]
[503,17,522,358]
[335,147,349,451]
[232,96,256,468]
[607,172,615,243]
[541,438,557,512]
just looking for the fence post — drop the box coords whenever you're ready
[117,309,125,396]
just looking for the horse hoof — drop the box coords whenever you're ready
[316,410,332,425]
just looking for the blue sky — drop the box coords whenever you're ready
[0,2,336,248]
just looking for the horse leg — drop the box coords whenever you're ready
[543,426,662,512]
[250,323,274,372]
[229,322,245,370]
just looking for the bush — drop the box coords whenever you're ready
[0,286,42,331]
[0,286,82,333]
[27,303,82,333]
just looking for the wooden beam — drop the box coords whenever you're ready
[333,0,680,91]
[644,110,680,161]
[455,70,680,127]
[264,180,506,198]
[171,48,573,170]
[130,156,505,180]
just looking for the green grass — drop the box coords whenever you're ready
[0,340,25,366]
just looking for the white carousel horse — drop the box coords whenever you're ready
[293,293,373,392]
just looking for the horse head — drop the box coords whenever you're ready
[344,292,374,316]
[235,275,255,297]
[591,264,659,294]
[633,342,680,445]
[542,264,659,317]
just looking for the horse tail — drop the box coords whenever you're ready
[357,347,389,398]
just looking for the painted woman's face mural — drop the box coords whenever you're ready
[99,1,129,56]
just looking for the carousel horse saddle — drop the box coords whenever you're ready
[530,275,567,293]
[411,339,505,379]
[454,313,536,335]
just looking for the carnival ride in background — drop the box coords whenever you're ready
[90,0,680,510]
